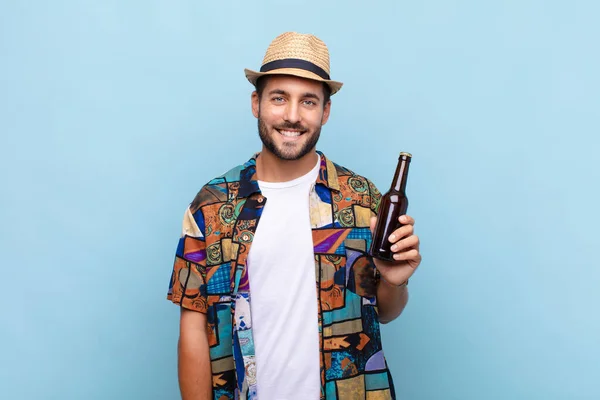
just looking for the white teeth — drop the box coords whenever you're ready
[280,130,302,137]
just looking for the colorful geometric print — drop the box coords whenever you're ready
[167,151,395,400]
[206,262,231,294]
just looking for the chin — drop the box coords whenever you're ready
[258,121,320,161]
[274,149,306,161]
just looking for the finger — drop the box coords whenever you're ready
[388,224,414,243]
[399,215,415,226]
[393,249,420,261]
[391,235,419,253]
[369,216,377,235]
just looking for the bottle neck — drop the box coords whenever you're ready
[390,157,410,193]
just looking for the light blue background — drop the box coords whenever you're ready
[1,1,599,399]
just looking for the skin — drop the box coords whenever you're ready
[178,309,212,400]
[251,75,331,182]
[178,74,422,398]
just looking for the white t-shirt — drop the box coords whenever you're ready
[247,158,321,400]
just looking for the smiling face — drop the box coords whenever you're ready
[252,75,331,161]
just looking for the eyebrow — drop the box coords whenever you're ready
[268,89,288,96]
[267,89,321,102]
[301,92,321,101]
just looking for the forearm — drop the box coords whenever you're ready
[178,310,213,400]
[376,278,409,324]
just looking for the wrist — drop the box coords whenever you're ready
[375,268,409,288]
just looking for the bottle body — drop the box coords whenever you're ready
[370,193,409,261]
[369,153,411,262]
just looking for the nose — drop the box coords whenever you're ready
[283,102,301,124]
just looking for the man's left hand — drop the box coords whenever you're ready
[369,215,422,286]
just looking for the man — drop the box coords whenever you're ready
[167,32,422,400]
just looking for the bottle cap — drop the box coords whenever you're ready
[400,152,412,158]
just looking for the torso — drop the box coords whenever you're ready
[247,158,321,399]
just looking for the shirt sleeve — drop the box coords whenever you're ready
[367,178,382,216]
[166,206,209,313]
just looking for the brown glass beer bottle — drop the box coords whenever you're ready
[369,152,412,261]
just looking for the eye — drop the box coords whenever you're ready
[272,97,285,103]
[303,100,317,106]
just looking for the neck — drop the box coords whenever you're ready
[255,148,319,183]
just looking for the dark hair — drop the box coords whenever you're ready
[255,75,331,106]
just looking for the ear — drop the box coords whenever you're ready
[251,91,260,118]
[321,100,331,126]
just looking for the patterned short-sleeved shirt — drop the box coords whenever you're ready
[167,151,396,400]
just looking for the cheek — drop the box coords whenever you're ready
[260,106,285,123]
[304,112,325,128]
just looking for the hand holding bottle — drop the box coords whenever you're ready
[369,214,421,286]
[369,152,421,286]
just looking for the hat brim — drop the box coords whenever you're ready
[244,67,343,95]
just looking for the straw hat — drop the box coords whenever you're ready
[244,32,343,95]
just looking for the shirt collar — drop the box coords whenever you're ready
[237,150,340,198]
[314,151,341,192]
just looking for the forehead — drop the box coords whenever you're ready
[261,75,324,97]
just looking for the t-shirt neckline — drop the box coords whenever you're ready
[257,155,321,190]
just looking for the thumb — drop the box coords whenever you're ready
[369,216,377,235]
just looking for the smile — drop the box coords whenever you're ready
[277,129,305,138]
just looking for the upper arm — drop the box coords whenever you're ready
[179,307,208,335]
[178,308,212,399]
[178,308,209,366]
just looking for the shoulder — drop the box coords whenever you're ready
[327,158,382,214]
[329,159,381,196]
[189,162,248,214]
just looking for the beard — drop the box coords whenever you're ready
[257,115,321,161]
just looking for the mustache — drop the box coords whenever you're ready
[274,122,308,132]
